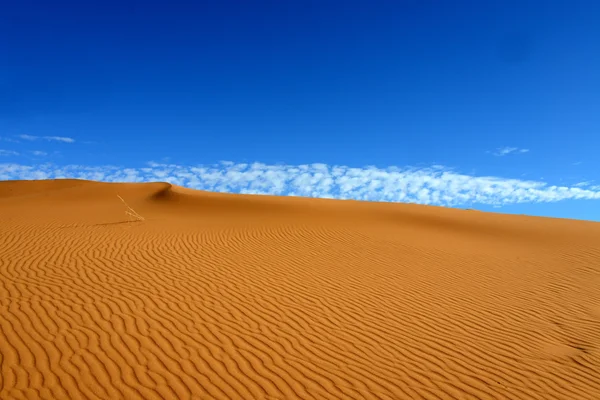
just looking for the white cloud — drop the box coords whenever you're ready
[0,150,19,156]
[31,151,48,156]
[491,147,529,156]
[45,136,75,143]
[1,161,599,206]
[17,134,37,141]
[17,134,75,143]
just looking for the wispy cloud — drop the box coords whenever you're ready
[490,147,529,156]
[17,134,75,143]
[45,136,75,143]
[17,134,37,141]
[0,150,19,156]
[574,181,596,188]
[1,161,599,206]
[31,151,48,156]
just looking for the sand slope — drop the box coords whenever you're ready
[1,179,599,400]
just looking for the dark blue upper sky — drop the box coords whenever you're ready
[1,1,599,219]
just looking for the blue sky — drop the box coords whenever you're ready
[1,1,599,220]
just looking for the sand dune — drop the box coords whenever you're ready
[1,179,599,400]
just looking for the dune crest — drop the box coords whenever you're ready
[1,179,599,399]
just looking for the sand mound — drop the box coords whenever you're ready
[1,179,599,399]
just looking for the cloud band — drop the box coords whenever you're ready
[1,161,599,207]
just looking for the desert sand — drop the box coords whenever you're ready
[1,179,599,400]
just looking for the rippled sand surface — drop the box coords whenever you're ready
[1,179,599,399]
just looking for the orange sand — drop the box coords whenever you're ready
[1,179,599,399]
